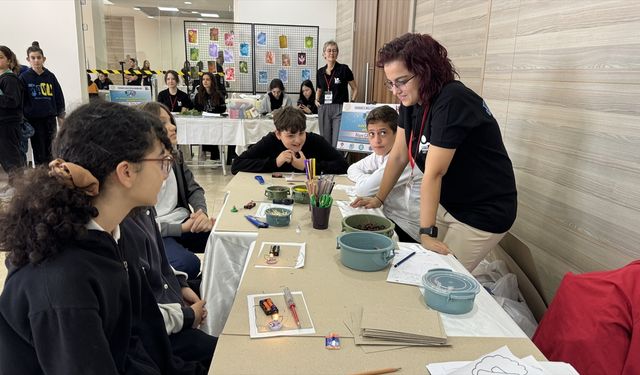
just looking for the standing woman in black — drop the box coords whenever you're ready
[352,33,517,272]
[315,40,357,147]
[20,41,65,166]
[0,45,26,198]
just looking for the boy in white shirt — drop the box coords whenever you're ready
[348,106,422,242]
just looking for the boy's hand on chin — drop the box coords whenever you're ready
[276,150,293,167]
[291,151,306,171]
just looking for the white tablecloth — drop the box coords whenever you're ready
[175,116,319,154]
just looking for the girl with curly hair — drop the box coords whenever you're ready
[0,101,205,374]
[352,33,517,272]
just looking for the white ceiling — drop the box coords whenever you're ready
[106,0,234,18]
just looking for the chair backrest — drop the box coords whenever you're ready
[489,232,548,322]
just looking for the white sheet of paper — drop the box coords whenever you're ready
[425,345,579,375]
[255,203,293,218]
[386,243,452,287]
[254,241,306,269]
[333,184,357,197]
[335,200,386,218]
[247,291,316,338]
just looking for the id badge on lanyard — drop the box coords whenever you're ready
[324,92,333,104]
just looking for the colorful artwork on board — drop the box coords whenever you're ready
[208,43,219,58]
[188,29,197,43]
[279,69,288,83]
[257,32,267,46]
[224,49,234,63]
[265,51,274,65]
[189,47,199,61]
[224,31,235,47]
[239,61,248,74]
[258,71,268,84]
[297,52,307,66]
[240,42,250,57]
[209,28,219,41]
[279,35,288,49]
[225,67,235,81]
[301,69,310,81]
[282,54,291,67]
[304,36,313,49]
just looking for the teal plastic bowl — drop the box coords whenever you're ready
[421,268,479,314]
[265,207,291,227]
[337,232,395,272]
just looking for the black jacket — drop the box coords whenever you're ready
[0,71,24,125]
[231,132,348,175]
[0,228,204,374]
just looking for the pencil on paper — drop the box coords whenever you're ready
[393,251,416,268]
[350,367,401,375]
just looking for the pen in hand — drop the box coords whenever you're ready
[393,251,416,268]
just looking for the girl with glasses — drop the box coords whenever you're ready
[352,33,517,273]
[0,101,205,373]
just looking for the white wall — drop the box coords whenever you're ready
[1,0,87,111]
[234,0,337,71]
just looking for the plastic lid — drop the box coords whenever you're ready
[422,268,479,297]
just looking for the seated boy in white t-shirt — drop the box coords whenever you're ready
[347,106,422,242]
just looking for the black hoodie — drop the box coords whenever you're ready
[0,70,23,124]
[20,68,65,119]
[0,227,204,374]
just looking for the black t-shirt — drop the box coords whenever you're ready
[399,80,517,233]
[316,62,354,105]
[157,89,194,113]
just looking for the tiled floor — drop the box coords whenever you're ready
[0,164,232,290]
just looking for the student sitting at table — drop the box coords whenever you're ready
[296,79,318,115]
[157,70,193,113]
[231,106,349,175]
[194,72,226,114]
[347,106,422,242]
[258,78,293,115]
[141,102,214,280]
[123,208,217,370]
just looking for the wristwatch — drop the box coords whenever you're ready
[419,226,438,238]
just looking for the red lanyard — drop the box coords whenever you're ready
[408,107,428,171]
[324,67,335,91]
[169,94,178,111]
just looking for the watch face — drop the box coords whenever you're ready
[420,226,438,237]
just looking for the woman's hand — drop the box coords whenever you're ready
[420,235,450,255]
[350,196,382,209]
[298,104,311,114]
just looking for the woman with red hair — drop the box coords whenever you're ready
[353,33,517,272]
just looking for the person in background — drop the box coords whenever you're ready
[231,106,348,175]
[194,72,226,114]
[93,72,113,90]
[141,102,214,281]
[258,78,293,115]
[181,60,192,90]
[297,79,318,115]
[142,59,153,87]
[87,74,98,95]
[124,57,142,86]
[347,106,422,242]
[20,41,65,166]
[315,40,357,147]
[0,101,205,374]
[352,33,517,272]
[0,45,26,200]
[157,70,193,113]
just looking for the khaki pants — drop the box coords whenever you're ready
[435,205,506,272]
